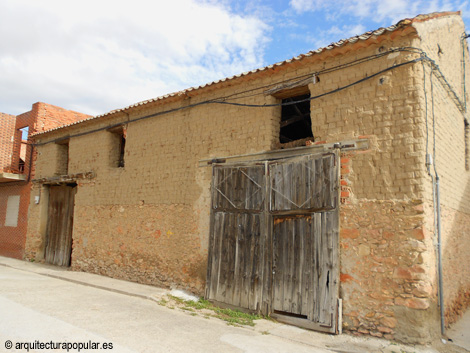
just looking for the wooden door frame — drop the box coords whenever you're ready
[266,153,341,333]
[44,183,77,267]
[205,150,341,333]
[205,162,267,313]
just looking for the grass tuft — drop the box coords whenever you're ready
[159,295,266,326]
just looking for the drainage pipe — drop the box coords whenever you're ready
[435,174,445,336]
[427,153,445,337]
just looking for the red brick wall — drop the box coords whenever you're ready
[0,113,16,171]
[34,102,91,133]
[0,102,91,259]
[0,183,30,259]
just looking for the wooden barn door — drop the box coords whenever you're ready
[269,153,339,333]
[45,185,76,267]
[205,164,266,311]
[206,152,339,333]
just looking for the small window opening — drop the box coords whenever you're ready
[20,126,29,140]
[108,125,126,168]
[5,195,20,227]
[18,158,25,173]
[118,132,126,168]
[56,139,69,175]
[279,94,313,144]
[14,127,29,174]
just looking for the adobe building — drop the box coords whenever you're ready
[0,103,90,259]
[25,12,470,343]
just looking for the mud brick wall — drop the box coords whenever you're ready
[309,34,439,341]
[312,14,470,342]
[25,13,470,344]
[416,16,470,326]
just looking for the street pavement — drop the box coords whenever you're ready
[0,256,467,353]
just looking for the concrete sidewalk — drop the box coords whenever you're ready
[0,256,467,353]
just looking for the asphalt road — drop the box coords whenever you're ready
[0,259,466,353]
[0,265,332,353]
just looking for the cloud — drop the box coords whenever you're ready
[307,23,367,49]
[289,0,465,23]
[0,0,270,115]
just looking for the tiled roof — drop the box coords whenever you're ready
[31,11,459,137]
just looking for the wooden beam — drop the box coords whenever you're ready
[280,113,310,128]
[199,139,369,167]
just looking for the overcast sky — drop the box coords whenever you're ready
[1,0,469,117]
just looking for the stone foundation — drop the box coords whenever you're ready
[340,200,439,344]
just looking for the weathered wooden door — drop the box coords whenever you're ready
[45,185,76,266]
[206,152,339,333]
[269,154,339,333]
[205,164,266,311]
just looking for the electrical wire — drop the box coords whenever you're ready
[462,33,470,112]
[422,58,429,162]
[22,47,467,147]
[221,47,424,102]
[214,58,423,108]
[32,56,424,147]
[431,66,438,175]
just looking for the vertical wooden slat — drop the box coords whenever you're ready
[208,212,222,299]
[207,163,265,312]
[208,153,339,333]
[261,161,271,315]
[249,214,261,310]
[325,211,335,324]
[272,217,282,311]
[45,186,75,267]
[291,218,300,314]
[215,213,230,302]
[323,156,332,209]
[317,212,329,326]
[226,213,236,305]
[296,218,305,315]
[302,216,313,316]
[314,157,323,209]
[234,214,243,308]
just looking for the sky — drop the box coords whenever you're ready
[1,0,469,117]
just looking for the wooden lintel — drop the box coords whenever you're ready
[107,124,125,133]
[198,139,369,167]
[264,76,313,98]
[33,171,95,184]
[55,137,70,145]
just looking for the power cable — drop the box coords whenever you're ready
[22,47,468,147]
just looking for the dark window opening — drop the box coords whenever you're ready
[109,125,126,168]
[56,140,69,176]
[13,126,30,174]
[118,132,126,168]
[279,94,313,144]
[18,158,25,173]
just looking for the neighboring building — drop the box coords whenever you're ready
[25,12,470,344]
[0,113,16,171]
[0,102,90,259]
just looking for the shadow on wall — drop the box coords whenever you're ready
[441,176,470,326]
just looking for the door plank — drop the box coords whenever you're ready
[45,186,75,267]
